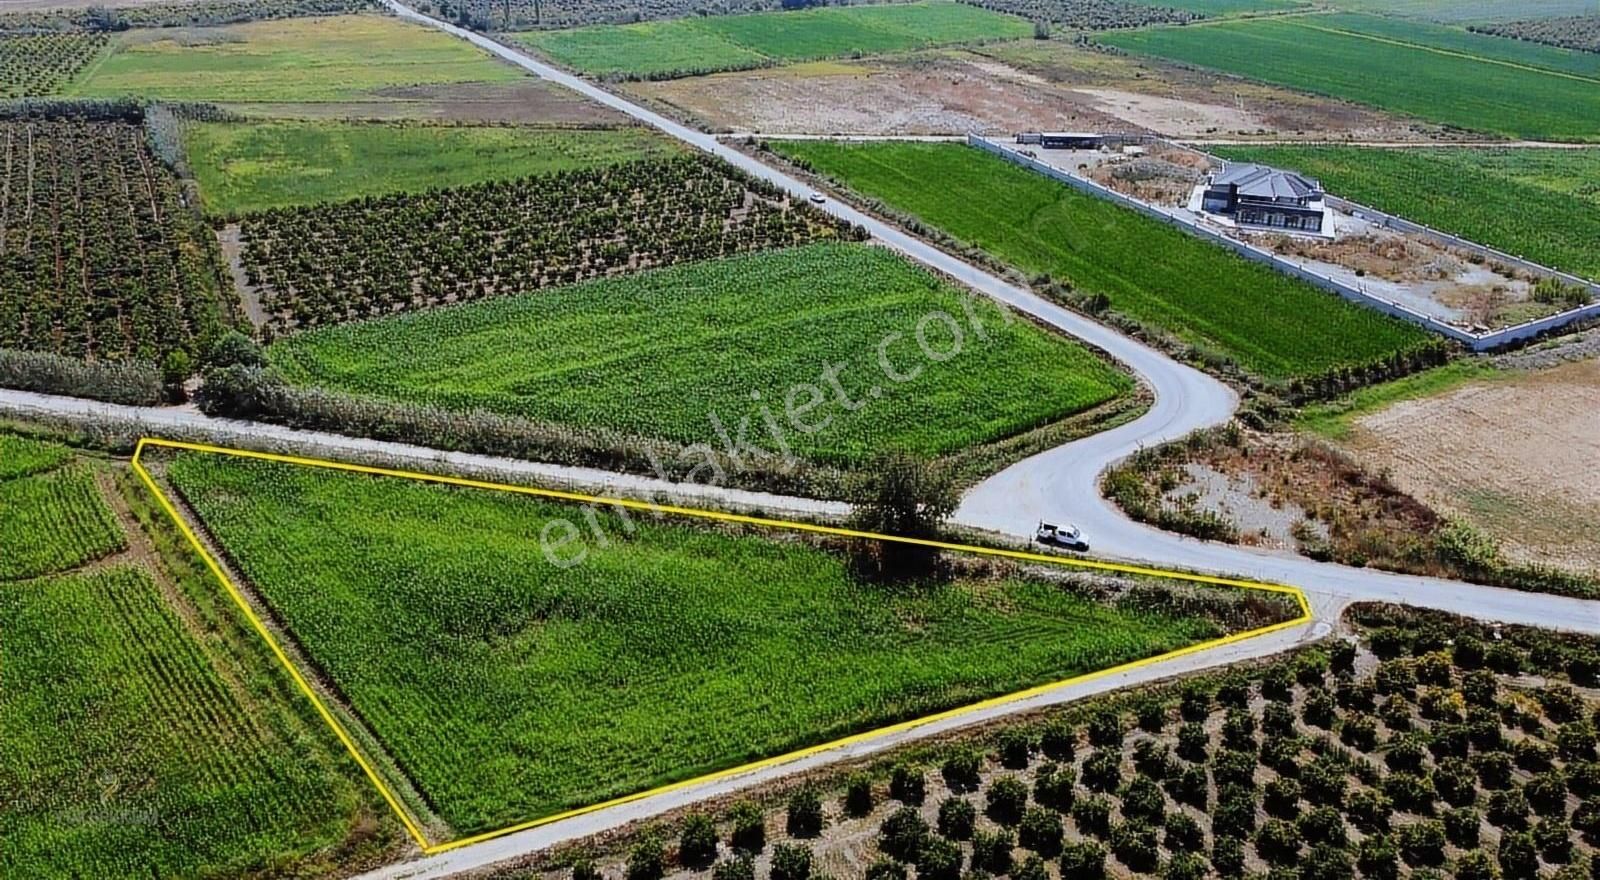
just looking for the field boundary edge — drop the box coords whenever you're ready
[130,436,1314,856]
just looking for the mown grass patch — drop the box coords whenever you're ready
[169,450,1230,834]
[773,141,1430,381]
[266,243,1133,469]
[1210,145,1600,281]
[71,14,525,103]
[516,1,1028,79]
[1098,15,1600,141]
[185,120,677,215]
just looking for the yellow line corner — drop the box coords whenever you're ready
[131,437,1313,856]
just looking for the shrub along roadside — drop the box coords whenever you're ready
[0,348,164,406]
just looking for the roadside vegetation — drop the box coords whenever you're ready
[0,432,396,879]
[185,120,677,215]
[69,14,527,103]
[263,243,1132,471]
[510,604,1600,880]
[1210,145,1600,283]
[1098,14,1600,142]
[165,450,1261,836]
[515,2,1031,80]
[772,140,1433,385]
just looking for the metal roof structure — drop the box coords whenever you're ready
[1211,163,1323,201]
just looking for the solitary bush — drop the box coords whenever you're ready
[1176,722,1209,762]
[970,828,1014,875]
[1163,852,1208,880]
[1533,816,1573,863]
[730,801,766,853]
[1401,820,1448,867]
[680,814,719,869]
[845,774,874,817]
[1110,821,1159,873]
[627,837,666,880]
[1070,795,1112,838]
[937,797,975,841]
[1528,770,1569,816]
[1180,682,1212,721]
[1034,763,1073,811]
[1303,688,1337,729]
[1303,842,1355,880]
[1119,776,1166,825]
[713,857,756,880]
[1018,807,1063,857]
[1299,805,1348,847]
[986,775,1029,826]
[1165,765,1207,810]
[942,750,982,793]
[1039,718,1075,761]
[1211,749,1256,789]
[1358,834,1400,880]
[1081,749,1121,793]
[1213,785,1258,838]
[1348,788,1393,833]
[1221,709,1257,752]
[1137,699,1168,733]
[995,728,1034,770]
[787,788,823,838]
[864,859,905,880]
[1263,702,1296,738]
[879,808,928,860]
[771,843,812,880]
[1256,819,1302,866]
[1087,710,1123,748]
[571,857,600,880]
[1498,831,1540,880]
[1164,813,1204,853]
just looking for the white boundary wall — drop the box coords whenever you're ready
[968,135,1599,351]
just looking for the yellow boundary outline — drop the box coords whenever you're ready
[131,436,1313,856]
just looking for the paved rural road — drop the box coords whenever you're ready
[5,6,1592,877]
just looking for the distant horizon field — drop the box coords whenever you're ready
[185,120,677,215]
[70,13,525,102]
[516,1,1030,78]
[1098,14,1600,142]
[267,243,1134,469]
[1324,0,1597,23]
[773,141,1430,381]
[168,449,1229,834]
[1210,145,1600,282]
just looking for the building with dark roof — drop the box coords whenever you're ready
[1200,162,1327,234]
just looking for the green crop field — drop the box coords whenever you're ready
[1211,145,1600,281]
[186,120,677,215]
[169,450,1228,834]
[1313,12,1600,78]
[1129,0,1307,14]
[516,1,1029,78]
[0,438,386,878]
[1098,15,1600,142]
[71,14,525,103]
[267,243,1133,468]
[773,142,1429,381]
[0,464,126,581]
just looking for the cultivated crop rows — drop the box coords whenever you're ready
[0,33,107,99]
[0,121,234,361]
[0,462,126,581]
[415,0,781,31]
[238,155,858,333]
[956,0,1195,30]
[0,0,375,32]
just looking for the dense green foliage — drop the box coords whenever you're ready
[0,33,107,98]
[773,141,1429,381]
[1128,0,1304,14]
[0,120,234,362]
[0,0,376,32]
[71,14,524,103]
[517,2,1030,79]
[1098,15,1600,141]
[1474,14,1600,55]
[185,120,677,215]
[239,155,854,333]
[268,244,1131,467]
[170,451,1222,833]
[1323,0,1595,24]
[0,463,124,580]
[1211,145,1600,281]
[0,433,72,480]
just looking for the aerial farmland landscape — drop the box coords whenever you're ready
[1,0,1598,878]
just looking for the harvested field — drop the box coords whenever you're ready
[1339,358,1600,575]
[225,80,628,125]
[633,55,1125,136]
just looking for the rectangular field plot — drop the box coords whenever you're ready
[158,447,1300,840]
[1098,15,1600,141]
[265,244,1133,469]
[773,142,1430,381]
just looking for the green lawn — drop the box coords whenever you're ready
[0,438,384,878]
[186,120,678,215]
[1098,15,1600,142]
[516,1,1029,78]
[169,450,1227,834]
[72,14,525,102]
[773,141,1430,381]
[267,243,1133,468]
[1210,145,1600,281]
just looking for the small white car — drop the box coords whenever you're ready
[808,191,826,205]
[1035,521,1088,551]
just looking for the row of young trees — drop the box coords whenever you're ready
[1472,16,1600,56]
[0,0,375,34]
[237,154,859,334]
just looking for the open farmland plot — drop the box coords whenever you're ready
[1310,12,1600,78]
[235,154,857,333]
[1209,145,1600,281]
[164,449,1270,836]
[267,244,1133,469]
[69,13,526,103]
[185,120,678,215]
[0,118,235,362]
[1098,15,1600,142]
[0,436,392,878]
[515,1,1030,79]
[774,141,1430,381]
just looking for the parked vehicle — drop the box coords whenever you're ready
[1035,521,1088,551]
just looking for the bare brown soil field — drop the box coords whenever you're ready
[225,80,630,125]
[1343,358,1600,575]
[630,55,1125,136]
